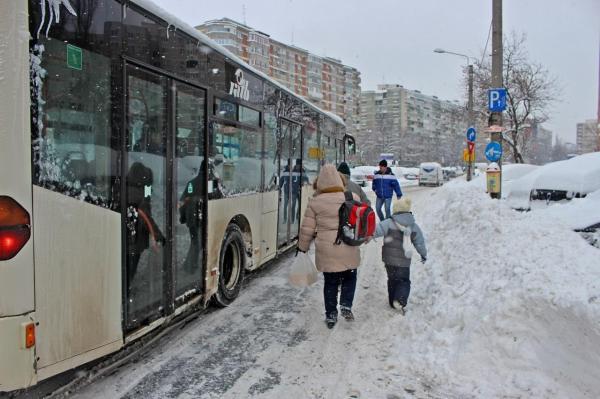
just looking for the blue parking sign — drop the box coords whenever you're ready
[488,88,507,112]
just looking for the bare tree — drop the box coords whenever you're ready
[472,32,560,163]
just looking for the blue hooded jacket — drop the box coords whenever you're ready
[372,167,402,199]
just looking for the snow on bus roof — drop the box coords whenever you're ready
[129,0,345,127]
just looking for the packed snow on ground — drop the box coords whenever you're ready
[70,182,600,399]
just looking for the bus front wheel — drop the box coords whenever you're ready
[213,224,246,307]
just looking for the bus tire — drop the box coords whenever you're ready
[213,224,246,307]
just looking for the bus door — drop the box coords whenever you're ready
[124,64,206,331]
[277,119,303,247]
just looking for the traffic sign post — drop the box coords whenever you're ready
[464,127,476,182]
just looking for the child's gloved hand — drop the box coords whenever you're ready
[420,256,427,264]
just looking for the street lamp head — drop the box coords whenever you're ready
[433,48,446,54]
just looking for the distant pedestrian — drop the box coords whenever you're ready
[372,197,427,314]
[297,164,361,329]
[337,161,370,206]
[372,159,402,220]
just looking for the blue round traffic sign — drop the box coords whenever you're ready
[466,127,476,142]
[485,141,503,162]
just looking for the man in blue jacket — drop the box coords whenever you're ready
[372,159,402,220]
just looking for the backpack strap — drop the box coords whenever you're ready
[335,192,353,245]
[344,191,353,202]
[392,219,414,258]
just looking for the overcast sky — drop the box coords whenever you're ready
[151,0,599,142]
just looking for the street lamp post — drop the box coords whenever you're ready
[434,48,475,181]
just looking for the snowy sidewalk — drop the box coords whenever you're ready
[69,183,600,398]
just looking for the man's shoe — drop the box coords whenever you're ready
[340,307,355,321]
[325,314,337,329]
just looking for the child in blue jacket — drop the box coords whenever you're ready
[372,197,427,314]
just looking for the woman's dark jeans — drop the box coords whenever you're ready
[323,269,357,318]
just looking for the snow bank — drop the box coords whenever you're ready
[407,181,600,398]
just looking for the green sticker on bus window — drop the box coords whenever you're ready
[67,44,82,70]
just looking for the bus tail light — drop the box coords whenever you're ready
[0,196,31,260]
[24,322,36,348]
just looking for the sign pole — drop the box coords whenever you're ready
[467,65,474,182]
[489,0,503,198]
[465,127,476,182]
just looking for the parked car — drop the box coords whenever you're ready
[507,152,600,210]
[419,162,444,186]
[442,166,458,180]
[351,166,376,185]
[350,171,368,187]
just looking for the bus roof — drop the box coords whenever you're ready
[130,0,345,127]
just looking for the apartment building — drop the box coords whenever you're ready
[357,84,467,165]
[196,18,361,133]
[576,119,598,154]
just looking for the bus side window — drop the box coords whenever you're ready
[31,39,115,208]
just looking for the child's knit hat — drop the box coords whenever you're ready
[393,197,412,213]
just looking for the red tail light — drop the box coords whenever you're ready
[0,196,31,260]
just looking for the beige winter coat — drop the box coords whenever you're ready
[298,164,361,272]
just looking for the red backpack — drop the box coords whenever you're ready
[335,191,376,246]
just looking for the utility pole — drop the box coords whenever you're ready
[433,48,475,181]
[467,64,474,181]
[490,0,503,198]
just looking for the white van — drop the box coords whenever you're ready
[419,162,444,186]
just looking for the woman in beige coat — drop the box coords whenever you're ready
[298,164,361,328]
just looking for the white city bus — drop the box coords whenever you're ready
[0,0,354,392]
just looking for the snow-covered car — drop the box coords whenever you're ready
[534,188,600,248]
[499,163,539,198]
[507,152,600,211]
[442,166,458,179]
[351,166,376,184]
[350,171,367,187]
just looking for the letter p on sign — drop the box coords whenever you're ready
[488,88,507,112]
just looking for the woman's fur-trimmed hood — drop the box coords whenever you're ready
[316,164,344,193]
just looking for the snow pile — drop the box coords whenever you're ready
[406,181,600,398]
